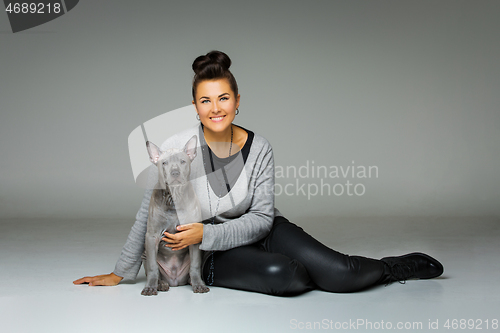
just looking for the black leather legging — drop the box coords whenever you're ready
[202,216,387,296]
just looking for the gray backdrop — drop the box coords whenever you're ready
[1,0,499,220]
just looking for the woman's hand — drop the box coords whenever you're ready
[162,223,204,251]
[73,272,123,286]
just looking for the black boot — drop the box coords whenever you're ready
[380,252,444,285]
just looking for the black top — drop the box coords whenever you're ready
[199,123,254,198]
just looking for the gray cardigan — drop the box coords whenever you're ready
[113,123,283,281]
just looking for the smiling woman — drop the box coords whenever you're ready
[73,50,444,296]
[191,52,246,158]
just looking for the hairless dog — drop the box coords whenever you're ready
[141,135,209,296]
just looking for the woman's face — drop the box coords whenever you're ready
[193,78,240,136]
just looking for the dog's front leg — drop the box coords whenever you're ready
[189,244,209,293]
[142,231,161,296]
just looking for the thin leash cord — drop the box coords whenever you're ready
[205,126,233,286]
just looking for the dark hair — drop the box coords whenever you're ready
[192,50,238,101]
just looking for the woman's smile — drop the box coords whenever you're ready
[210,115,226,122]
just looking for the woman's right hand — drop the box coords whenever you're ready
[73,272,123,286]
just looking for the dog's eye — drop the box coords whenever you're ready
[163,161,168,165]
[180,159,186,164]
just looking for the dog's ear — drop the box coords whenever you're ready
[146,141,162,165]
[184,135,197,161]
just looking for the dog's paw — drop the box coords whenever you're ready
[157,280,170,292]
[192,284,210,293]
[141,287,158,296]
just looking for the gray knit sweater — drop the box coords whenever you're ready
[113,123,283,281]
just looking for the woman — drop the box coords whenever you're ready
[73,51,443,296]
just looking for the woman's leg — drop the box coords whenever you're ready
[202,243,316,296]
[261,216,387,293]
[201,216,443,296]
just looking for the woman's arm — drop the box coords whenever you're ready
[112,187,153,280]
[200,145,275,251]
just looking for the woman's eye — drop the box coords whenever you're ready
[220,97,228,101]
[201,100,209,104]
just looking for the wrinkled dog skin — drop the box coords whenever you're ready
[141,135,209,296]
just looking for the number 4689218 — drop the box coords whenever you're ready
[5,3,62,14]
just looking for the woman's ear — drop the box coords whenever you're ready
[236,94,240,109]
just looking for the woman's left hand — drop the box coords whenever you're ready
[162,223,204,250]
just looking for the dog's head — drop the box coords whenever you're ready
[146,135,197,189]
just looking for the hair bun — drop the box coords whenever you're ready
[192,50,231,75]
[191,50,238,100]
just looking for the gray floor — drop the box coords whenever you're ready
[1,216,499,333]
